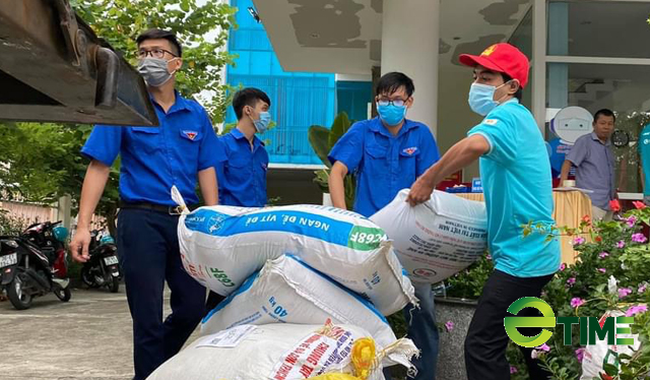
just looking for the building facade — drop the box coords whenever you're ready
[247,0,650,198]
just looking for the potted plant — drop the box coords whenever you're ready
[529,201,650,380]
[432,202,650,379]
[307,112,356,209]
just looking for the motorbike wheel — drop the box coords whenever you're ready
[109,277,119,293]
[80,265,97,288]
[53,284,71,302]
[7,270,33,310]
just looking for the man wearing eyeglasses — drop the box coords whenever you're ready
[70,29,223,380]
[327,71,441,380]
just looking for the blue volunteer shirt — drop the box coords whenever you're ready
[81,92,224,206]
[328,117,440,218]
[639,124,650,197]
[467,99,560,278]
[215,128,269,207]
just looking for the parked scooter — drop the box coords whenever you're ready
[80,230,120,293]
[0,221,71,310]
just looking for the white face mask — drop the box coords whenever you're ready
[467,81,510,116]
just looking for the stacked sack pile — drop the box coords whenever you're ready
[148,187,488,380]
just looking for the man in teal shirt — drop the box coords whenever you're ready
[408,43,560,380]
[639,123,650,205]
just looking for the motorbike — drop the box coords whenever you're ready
[80,230,120,293]
[0,221,71,310]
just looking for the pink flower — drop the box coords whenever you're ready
[445,321,454,332]
[571,297,586,308]
[626,216,638,227]
[486,254,492,261]
[510,366,518,374]
[598,268,607,273]
[537,343,551,352]
[618,288,632,299]
[632,233,647,243]
[617,240,626,249]
[639,283,648,294]
[633,201,646,210]
[575,348,585,363]
[531,350,540,359]
[610,199,621,212]
[566,277,576,287]
[572,236,586,246]
[625,305,648,317]
[599,251,609,259]
[559,263,566,271]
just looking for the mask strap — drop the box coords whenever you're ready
[247,107,259,125]
[494,80,517,104]
[167,57,180,76]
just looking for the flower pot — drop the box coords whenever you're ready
[435,297,478,380]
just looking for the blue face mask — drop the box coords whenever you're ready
[468,82,508,116]
[377,103,407,126]
[252,111,272,133]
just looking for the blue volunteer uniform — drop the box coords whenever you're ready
[467,98,560,277]
[464,98,561,380]
[328,117,440,218]
[640,124,650,203]
[81,92,224,380]
[216,128,269,207]
[329,116,440,380]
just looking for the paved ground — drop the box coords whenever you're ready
[0,287,196,380]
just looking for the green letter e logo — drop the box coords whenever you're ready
[504,297,556,348]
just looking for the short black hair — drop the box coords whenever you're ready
[376,72,415,98]
[594,108,616,123]
[232,88,271,120]
[501,73,523,101]
[136,29,182,57]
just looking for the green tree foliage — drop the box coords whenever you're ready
[0,0,237,233]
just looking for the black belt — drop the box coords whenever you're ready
[119,201,197,215]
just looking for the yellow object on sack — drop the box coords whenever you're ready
[309,337,377,380]
[307,375,360,380]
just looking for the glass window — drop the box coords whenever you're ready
[546,62,650,192]
[548,1,650,58]
[509,7,533,109]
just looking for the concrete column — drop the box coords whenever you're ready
[57,195,72,230]
[532,0,547,134]
[381,0,439,135]
[547,2,569,110]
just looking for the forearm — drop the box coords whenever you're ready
[198,167,218,206]
[77,160,111,230]
[641,166,645,191]
[328,170,347,210]
[420,136,487,187]
[559,160,572,183]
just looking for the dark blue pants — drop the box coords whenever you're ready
[117,208,206,380]
[385,283,440,380]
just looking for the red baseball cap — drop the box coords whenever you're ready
[459,43,530,89]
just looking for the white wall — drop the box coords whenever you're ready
[436,66,483,181]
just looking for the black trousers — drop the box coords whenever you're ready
[117,209,207,380]
[205,291,226,316]
[465,269,554,380]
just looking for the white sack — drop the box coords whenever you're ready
[147,322,390,380]
[178,203,415,315]
[580,309,642,380]
[370,189,488,284]
[201,255,414,368]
